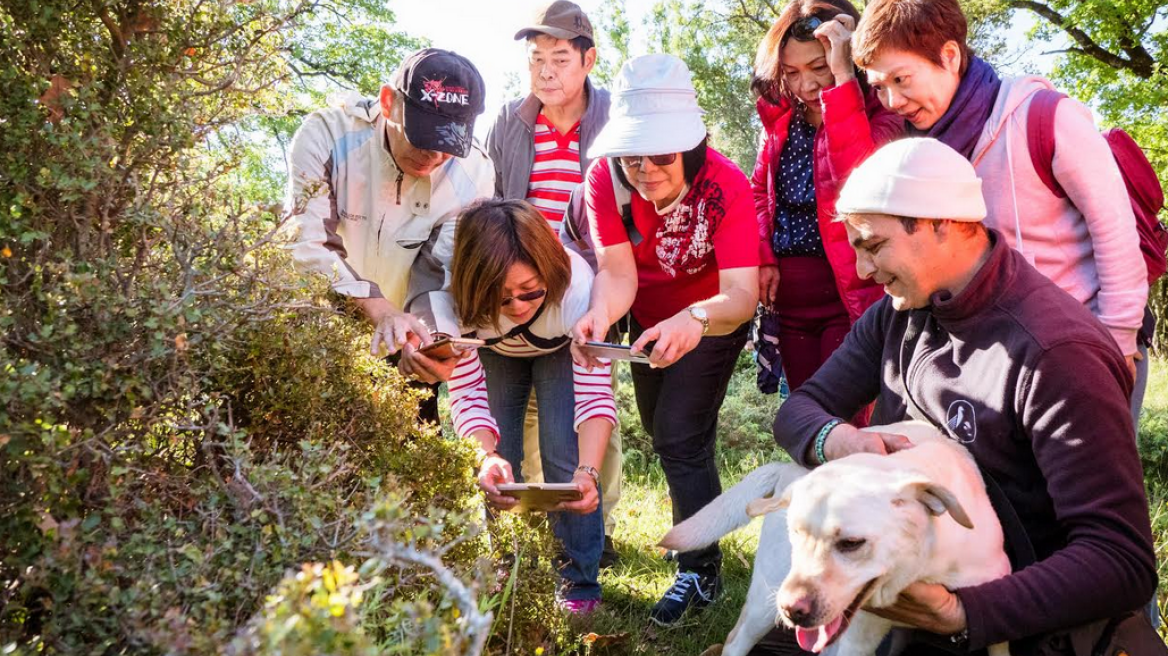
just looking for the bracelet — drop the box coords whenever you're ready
[814,418,843,465]
[574,465,600,487]
[948,628,969,646]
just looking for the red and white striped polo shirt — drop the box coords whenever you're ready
[525,114,583,233]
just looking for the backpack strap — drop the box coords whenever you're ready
[1026,89,1068,200]
[609,158,644,246]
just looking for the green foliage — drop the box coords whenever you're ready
[592,0,634,89]
[230,561,380,656]
[0,0,502,653]
[982,0,1168,184]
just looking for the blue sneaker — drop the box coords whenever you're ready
[649,571,721,626]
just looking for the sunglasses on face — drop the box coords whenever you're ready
[789,16,825,42]
[618,153,679,169]
[501,288,547,306]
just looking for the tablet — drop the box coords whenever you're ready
[580,341,652,364]
[496,483,583,512]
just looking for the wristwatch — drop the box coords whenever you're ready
[575,465,600,487]
[687,306,710,335]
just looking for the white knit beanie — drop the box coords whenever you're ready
[836,138,987,222]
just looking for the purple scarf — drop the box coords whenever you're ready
[908,56,1001,159]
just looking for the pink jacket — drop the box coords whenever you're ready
[751,80,903,323]
[971,76,1146,356]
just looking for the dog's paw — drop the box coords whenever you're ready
[699,644,724,656]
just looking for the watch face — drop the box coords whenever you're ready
[690,307,708,320]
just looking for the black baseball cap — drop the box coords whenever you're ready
[391,48,486,158]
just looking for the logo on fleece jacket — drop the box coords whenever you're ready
[945,399,977,444]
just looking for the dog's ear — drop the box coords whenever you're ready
[746,488,792,518]
[904,480,974,529]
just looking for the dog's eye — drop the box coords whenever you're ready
[836,538,867,553]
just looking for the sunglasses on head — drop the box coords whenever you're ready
[789,16,825,42]
[618,153,679,169]
[501,288,547,306]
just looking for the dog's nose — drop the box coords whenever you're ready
[781,597,815,625]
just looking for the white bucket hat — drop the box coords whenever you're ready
[836,138,987,222]
[588,54,707,159]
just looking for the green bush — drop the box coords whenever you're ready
[0,2,573,653]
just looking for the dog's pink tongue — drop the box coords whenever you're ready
[794,616,844,653]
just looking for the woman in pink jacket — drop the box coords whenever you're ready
[851,0,1148,404]
[751,0,903,391]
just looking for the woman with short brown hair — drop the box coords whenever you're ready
[448,198,615,614]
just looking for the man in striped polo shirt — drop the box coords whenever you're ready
[485,0,621,567]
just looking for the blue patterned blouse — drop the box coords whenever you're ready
[772,115,824,258]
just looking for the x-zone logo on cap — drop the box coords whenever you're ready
[420,77,470,108]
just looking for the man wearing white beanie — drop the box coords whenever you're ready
[768,139,1156,653]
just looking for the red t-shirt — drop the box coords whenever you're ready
[585,148,760,327]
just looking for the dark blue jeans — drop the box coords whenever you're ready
[629,318,750,576]
[478,346,603,601]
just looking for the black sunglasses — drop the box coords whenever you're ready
[789,16,825,42]
[501,288,547,306]
[618,153,679,169]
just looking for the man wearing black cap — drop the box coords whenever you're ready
[485,0,623,569]
[285,48,494,422]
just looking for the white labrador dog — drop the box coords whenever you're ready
[660,421,1012,656]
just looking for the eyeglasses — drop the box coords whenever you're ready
[618,153,679,169]
[501,288,547,306]
[789,16,825,42]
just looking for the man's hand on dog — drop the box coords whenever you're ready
[822,423,913,463]
[868,581,967,635]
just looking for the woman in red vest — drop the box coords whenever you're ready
[751,0,902,391]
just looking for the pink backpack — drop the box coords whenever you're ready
[1027,89,1168,285]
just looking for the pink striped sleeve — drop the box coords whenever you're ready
[572,358,617,430]
[448,349,500,440]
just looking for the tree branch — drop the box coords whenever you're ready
[95,7,126,59]
[1007,0,1155,78]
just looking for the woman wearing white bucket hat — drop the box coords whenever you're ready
[570,54,760,625]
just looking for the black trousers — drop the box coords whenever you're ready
[628,318,749,576]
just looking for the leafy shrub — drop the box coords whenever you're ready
[0,1,574,653]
